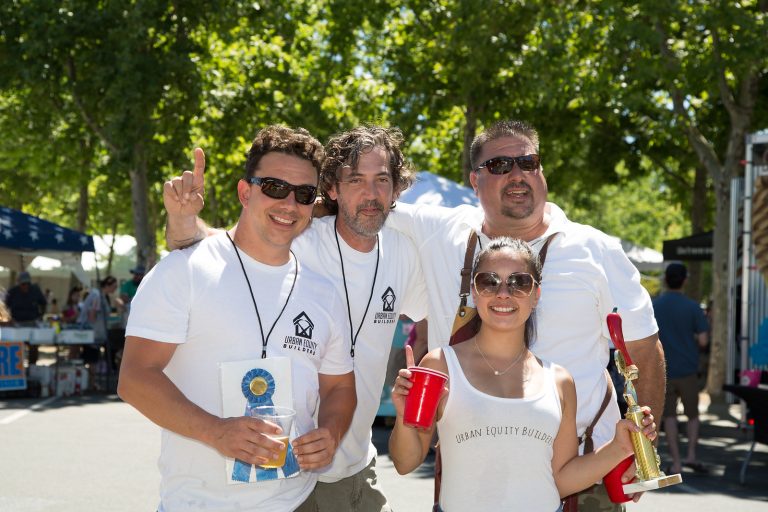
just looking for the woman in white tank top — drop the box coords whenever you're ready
[389,238,657,511]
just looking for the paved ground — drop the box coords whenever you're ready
[1,390,766,511]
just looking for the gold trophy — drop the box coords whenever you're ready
[607,308,682,494]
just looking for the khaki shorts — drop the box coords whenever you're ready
[578,482,626,512]
[301,458,391,512]
[663,374,700,419]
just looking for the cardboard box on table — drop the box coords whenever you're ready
[27,364,88,396]
[29,328,57,345]
[28,364,54,397]
[55,365,89,396]
[0,327,33,342]
[56,329,95,345]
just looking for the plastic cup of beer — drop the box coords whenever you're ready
[248,405,295,469]
[403,366,448,428]
[604,455,635,503]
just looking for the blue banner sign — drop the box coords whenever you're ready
[0,342,27,391]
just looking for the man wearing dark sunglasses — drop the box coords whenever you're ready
[386,119,665,511]
[163,125,428,512]
[120,125,357,512]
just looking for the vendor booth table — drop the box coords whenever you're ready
[1,326,96,396]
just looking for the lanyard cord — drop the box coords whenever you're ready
[226,232,298,359]
[333,222,379,358]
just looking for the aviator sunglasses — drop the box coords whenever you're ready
[245,176,318,205]
[473,271,539,298]
[475,154,541,175]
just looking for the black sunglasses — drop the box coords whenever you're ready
[245,176,318,205]
[473,271,539,297]
[475,155,541,175]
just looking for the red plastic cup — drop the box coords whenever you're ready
[403,366,448,428]
[604,455,635,503]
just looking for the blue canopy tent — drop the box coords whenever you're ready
[0,206,95,283]
[0,207,110,394]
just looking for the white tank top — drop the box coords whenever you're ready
[438,346,563,512]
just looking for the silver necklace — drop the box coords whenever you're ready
[474,338,528,376]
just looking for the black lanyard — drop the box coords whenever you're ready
[227,232,297,359]
[333,222,379,358]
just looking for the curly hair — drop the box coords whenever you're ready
[472,237,542,348]
[244,125,325,179]
[319,125,414,214]
[469,119,540,170]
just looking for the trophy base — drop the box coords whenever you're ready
[623,473,683,493]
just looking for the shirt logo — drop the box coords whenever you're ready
[284,312,318,356]
[374,286,397,324]
[382,286,396,312]
[292,312,314,339]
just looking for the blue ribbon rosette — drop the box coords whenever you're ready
[231,368,300,482]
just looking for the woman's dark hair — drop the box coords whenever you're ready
[100,276,117,288]
[66,287,82,305]
[471,237,542,348]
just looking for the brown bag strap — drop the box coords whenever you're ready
[538,232,558,267]
[456,230,478,312]
[580,370,614,454]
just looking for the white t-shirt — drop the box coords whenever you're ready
[293,216,428,482]
[438,347,562,512]
[126,232,352,512]
[387,201,658,449]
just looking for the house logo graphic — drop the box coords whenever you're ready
[284,312,318,356]
[293,312,314,339]
[381,287,396,312]
[374,287,398,324]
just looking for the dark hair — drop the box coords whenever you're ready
[471,237,542,348]
[100,276,117,288]
[664,262,687,290]
[319,125,414,214]
[244,125,325,179]
[469,119,540,170]
[67,287,82,305]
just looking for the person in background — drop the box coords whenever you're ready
[61,287,83,325]
[119,266,145,307]
[389,238,657,511]
[44,288,59,315]
[0,297,11,324]
[653,262,709,475]
[61,286,84,359]
[77,276,117,378]
[4,271,47,364]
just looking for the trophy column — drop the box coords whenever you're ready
[608,308,682,493]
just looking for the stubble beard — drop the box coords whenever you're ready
[339,200,388,239]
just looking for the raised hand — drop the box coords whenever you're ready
[391,345,417,418]
[163,147,206,218]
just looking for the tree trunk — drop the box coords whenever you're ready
[687,166,709,302]
[461,103,477,186]
[129,146,157,270]
[77,181,89,234]
[705,174,730,400]
[106,220,118,276]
